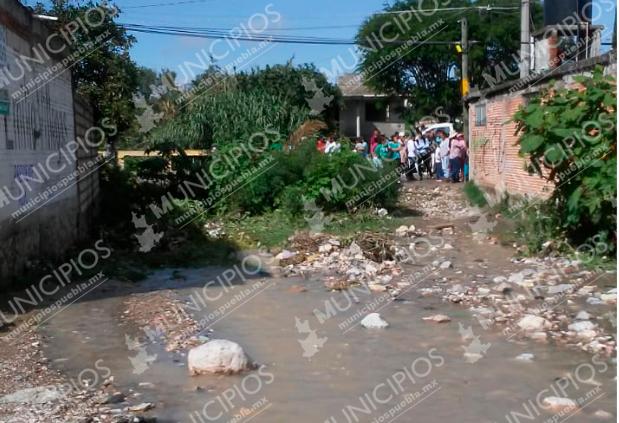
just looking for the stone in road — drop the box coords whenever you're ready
[188,339,253,375]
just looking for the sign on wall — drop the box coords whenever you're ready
[0,89,9,115]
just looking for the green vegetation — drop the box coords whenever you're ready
[222,211,410,249]
[98,64,398,266]
[34,1,139,148]
[463,182,488,208]
[356,0,542,122]
[513,67,617,252]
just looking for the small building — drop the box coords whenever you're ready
[337,74,406,140]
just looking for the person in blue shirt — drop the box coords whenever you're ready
[387,133,402,161]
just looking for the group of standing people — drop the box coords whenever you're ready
[365,128,468,183]
[315,127,468,183]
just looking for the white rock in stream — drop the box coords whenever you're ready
[575,311,591,320]
[360,313,389,329]
[542,396,578,413]
[515,353,535,362]
[517,315,550,332]
[439,261,452,269]
[275,250,296,260]
[395,225,409,237]
[568,321,597,332]
[422,314,451,323]
[188,340,252,375]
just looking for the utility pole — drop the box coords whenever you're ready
[461,17,469,144]
[520,0,531,78]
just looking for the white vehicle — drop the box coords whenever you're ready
[421,122,455,138]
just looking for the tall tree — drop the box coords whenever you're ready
[33,0,139,149]
[355,0,542,123]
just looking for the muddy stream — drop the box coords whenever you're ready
[38,183,616,422]
[39,271,616,422]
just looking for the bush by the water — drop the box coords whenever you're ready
[513,66,616,252]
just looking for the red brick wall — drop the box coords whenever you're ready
[469,93,553,199]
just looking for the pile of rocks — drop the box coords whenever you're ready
[0,329,156,422]
[121,290,202,352]
[276,233,401,292]
[400,185,470,219]
[425,256,617,356]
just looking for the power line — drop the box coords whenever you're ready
[121,0,213,9]
[377,5,520,14]
[121,23,469,46]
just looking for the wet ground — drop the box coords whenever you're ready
[36,180,617,423]
[39,270,617,423]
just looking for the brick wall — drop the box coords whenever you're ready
[469,92,554,200]
[468,53,616,201]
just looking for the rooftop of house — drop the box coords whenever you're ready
[337,74,391,97]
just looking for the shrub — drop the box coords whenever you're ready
[513,66,616,250]
[463,181,488,208]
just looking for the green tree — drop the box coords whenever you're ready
[355,0,542,122]
[34,0,139,149]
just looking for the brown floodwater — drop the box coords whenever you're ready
[40,264,617,423]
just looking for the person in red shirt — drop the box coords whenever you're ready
[369,128,379,155]
[316,137,326,153]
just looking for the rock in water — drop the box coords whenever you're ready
[422,314,451,323]
[568,321,597,332]
[515,353,535,361]
[188,340,252,375]
[575,311,591,320]
[542,396,578,413]
[360,313,389,329]
[439,261,453,269]
[517,315,550,332]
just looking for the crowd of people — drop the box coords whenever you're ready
[315,127,469,183]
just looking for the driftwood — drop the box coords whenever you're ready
[355,233,395,262]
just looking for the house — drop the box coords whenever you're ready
[337,74,406,140]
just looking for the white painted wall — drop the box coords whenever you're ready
[0,23,76,222]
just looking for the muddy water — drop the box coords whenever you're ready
[40,265,616,423]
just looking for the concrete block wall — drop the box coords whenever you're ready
[0,0,97,287]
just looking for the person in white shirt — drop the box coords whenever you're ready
[433,146,442,180]
[324,137,341,154]
[354,137,368,157]
[438,130,451,181]
[406,134,417,180]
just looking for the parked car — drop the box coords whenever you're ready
[422,122,455,138]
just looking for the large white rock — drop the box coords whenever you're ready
[360,313,389,329]
[517,315,550,332]
[188,340,252,375]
